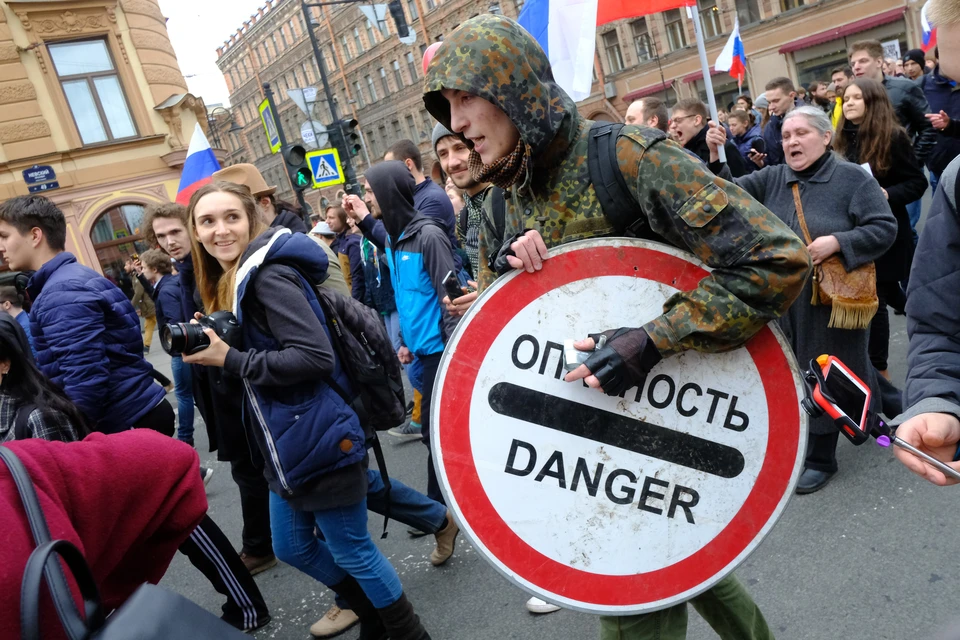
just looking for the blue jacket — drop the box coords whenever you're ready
[919,68,960,177]
[27,253,165,432]
[232,229,366,498]
[359,214,457,356]
[733,123,762,174]
[151,273,184,327]
[332,232,365,301]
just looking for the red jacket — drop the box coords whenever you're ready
[0,430,207,638]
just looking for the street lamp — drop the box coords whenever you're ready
[207,106,242,150]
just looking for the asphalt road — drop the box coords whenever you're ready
[154,190,960,640]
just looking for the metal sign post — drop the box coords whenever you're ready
[687,5,726,164]
[432,239,805,614]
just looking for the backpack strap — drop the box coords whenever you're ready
[488,186,507,245]
[14,403,37,440]
[587,121,657,238]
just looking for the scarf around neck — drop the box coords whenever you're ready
[468,137,530,190]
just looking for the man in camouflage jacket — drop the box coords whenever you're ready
[423,14,811,640]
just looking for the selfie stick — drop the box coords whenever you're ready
[875,431,960,482]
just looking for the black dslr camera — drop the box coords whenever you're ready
[160,311,240,357]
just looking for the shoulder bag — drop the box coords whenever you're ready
[0,445,247,639]
[792,183,878,330]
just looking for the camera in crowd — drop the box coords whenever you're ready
[160,311,240,357]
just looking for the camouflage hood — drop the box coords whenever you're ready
[422,14,581,166]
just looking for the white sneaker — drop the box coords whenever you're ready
[525,597,561,614]
[201,467,214,487]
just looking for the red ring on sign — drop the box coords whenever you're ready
[437,245,801,607]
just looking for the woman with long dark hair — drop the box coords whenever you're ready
[833,78,927,380]
[182,181,432,640]
[0,313,87,442]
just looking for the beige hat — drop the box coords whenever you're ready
[212,163,276,197]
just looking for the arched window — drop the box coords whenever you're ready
[90,203,149,291]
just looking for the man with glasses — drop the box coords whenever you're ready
[669,98,749,177]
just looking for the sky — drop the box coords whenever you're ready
[158,0,268,107]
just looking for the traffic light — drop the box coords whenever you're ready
[387,0,410,39]
[340,118,362,157]
[284,144,312,190]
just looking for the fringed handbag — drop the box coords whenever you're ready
[792,183,878,330]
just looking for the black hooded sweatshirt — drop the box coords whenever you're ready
[358,161,459,352]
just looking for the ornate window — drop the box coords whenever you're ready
[48,39,136,145]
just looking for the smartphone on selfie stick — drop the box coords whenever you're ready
[801,355,960,482]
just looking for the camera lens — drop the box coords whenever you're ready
[160,322,211,356]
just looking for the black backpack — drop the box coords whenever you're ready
[314,287,406,432]
[587,121,666,240]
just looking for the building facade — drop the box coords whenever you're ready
[583,0,926,116]
[0,0,215,277]
[216,0,523,212]
[216,0,925,208]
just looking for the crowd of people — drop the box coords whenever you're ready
[5,1,960,638]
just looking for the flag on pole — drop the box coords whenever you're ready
[714,18,746,88]
[518,0,696,102]
[176,123,221,205]
[921,2,937,53]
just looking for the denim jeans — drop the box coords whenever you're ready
[170,355,195,444]
[365,468,447,533]
[906,198,923,246]
[599,574,773,640]
[384,311,402,352]
[269,492,403,608]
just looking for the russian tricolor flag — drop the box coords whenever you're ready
[715,18,746,86]
[518,0,696,102]
[922,2,937,53]
[176,123,221,205]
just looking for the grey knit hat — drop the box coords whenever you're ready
[432,122,456,155]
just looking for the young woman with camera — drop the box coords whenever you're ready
[181,181,432,640]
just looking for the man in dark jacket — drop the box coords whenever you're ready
[670,98,748,177]
[903,48,928,81]
[760,76,799,167]
[0,195,167,434]
[343,161,458,507]
[326,204,365,301]
[213,163,308,234]
[385,139,464,272]
[850,39,937,164]
[918,64,960,182]
[892,3,960,486]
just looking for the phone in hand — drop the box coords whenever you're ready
[442,270,464,301]
[750,138,766,154]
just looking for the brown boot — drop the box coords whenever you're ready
[430,511,459,566]
[377,593,431,640]
[239,551,277,576]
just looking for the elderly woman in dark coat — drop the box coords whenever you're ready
[709,105,898,494]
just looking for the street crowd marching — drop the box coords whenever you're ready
[5,0,960,639]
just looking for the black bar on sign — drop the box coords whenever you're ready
[488,382,745,479]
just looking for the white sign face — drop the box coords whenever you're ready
[433,239,806,614]
[882,39,902,63]
[301,120,328,150]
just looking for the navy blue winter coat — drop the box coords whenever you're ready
[229,229,366,500]
[918,68,960,177]
[27,253,165,432]
[151,273,184,326]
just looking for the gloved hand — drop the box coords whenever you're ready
[490,230,548,276]
[578,327,662,396]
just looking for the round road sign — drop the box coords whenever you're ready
[432,238,806,614]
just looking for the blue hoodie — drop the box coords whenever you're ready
[230,229,366,499]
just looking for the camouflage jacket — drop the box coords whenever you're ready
[423,15,812,357]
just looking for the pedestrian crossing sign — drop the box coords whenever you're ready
[306,148,345,189]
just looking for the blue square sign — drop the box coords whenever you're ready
[306,148,344,189]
